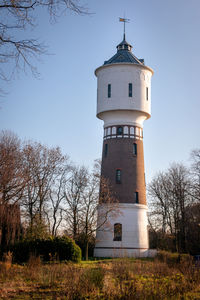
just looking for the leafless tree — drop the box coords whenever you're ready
[64,165,88,239]
[21,141,67,237]
[0,130,23,250]
[0,0,88,84]
[185,203,200,254]
[47,157,72,236]
[79,160,119,260]
[0,130,25,204]
[190,149,200,202]
[148,163,191,252]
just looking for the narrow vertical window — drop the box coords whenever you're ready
[108,84,111,98]
[146,87,149,100]
[134,192,139,204]
[104,143,108,157]
[113,223,122,241]
[133,143,137,155]
[117,126,123,135]
[116,169,121,184]
[129,83,132,97]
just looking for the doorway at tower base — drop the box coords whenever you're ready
[94,248,157,258]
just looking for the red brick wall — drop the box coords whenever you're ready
[101,138,146,205]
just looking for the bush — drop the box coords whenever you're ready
[157,250,191,266]
[11,236,81,263]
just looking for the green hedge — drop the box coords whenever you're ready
[12,236,81,263]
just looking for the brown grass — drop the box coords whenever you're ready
[0,255,200,299]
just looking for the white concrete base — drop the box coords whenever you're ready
[94,203,153,258]
[94,248,157,258]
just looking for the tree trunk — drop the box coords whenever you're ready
[85,238,89,261]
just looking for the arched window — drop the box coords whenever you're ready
[113,223,122,241]
[116,169,121,183]
[117,126,123,135]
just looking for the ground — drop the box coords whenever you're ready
[0,256,200,299]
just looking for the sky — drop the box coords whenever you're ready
[1,0,200,184]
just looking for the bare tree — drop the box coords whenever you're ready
[148,163,191,253]
[78,160,119,260]
[0,130,23,250]
[21,141,67,237]
[0,0,88,84]
[47,157,71,236]
[185,203,200,254]
[0,130,25,204]
[64,165,88,239]
[190,149,200,202]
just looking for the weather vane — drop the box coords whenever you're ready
[119,17,130,38]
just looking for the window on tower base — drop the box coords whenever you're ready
[113,223,122,241]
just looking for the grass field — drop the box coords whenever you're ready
[0,254,200,299]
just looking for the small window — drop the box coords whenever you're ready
[113,223,122,241]
[116,169,121,184]
[134,192,139,204]
[108,84,111,98]
[117,126,123,135]
[146,87,149,101]
[104,143,108,157]
[129,83,132,97]
[133,143,137,155]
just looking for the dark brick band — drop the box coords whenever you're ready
[101,137,146,205]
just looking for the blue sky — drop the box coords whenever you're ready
[1,0,200,184]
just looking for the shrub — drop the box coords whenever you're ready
[11,236,81,263]
[157,250,192,266]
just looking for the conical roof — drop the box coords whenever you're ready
[104,34,144,66]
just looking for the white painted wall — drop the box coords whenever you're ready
[94,203,149,257]
[96,63,153,122]
[100,110,148,127]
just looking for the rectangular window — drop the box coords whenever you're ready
[116,169,121,184]
[133,143,137,155]
[108,84,111,98]
[129,83,132,97]
[104,143,108,157]
[146,87,149,100]
[135,192,139,204]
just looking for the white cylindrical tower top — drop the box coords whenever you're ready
[95,35,154,127]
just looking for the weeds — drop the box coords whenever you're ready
[0,254,200,299]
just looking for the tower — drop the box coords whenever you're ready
[94,30,154,258]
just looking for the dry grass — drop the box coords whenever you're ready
[0,255,200,299]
